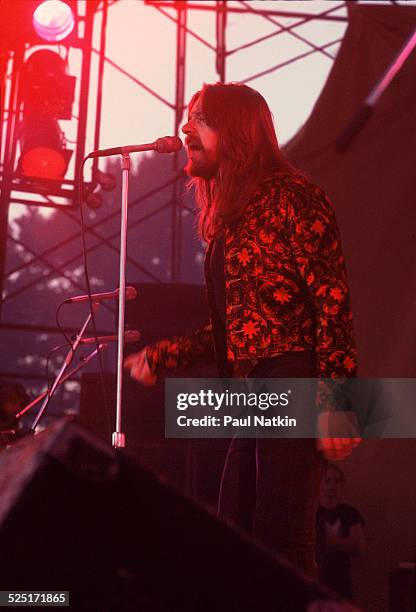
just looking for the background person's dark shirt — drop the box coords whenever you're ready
[315,502,364,600]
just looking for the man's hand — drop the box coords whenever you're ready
[317,411,361,461]
[124,349,157,386]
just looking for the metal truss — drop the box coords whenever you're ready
[0,0,107,313]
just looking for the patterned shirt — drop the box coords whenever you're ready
[146,171,357,397]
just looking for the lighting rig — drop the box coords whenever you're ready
[0,0,107,209]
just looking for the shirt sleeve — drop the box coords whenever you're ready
[286,183,358,410]
[144,323,216,377]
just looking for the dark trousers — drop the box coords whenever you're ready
[217,351,325,575]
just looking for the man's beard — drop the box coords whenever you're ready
[184,141,218,179]
[184,155,218,179]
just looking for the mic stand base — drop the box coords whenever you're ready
[112,431,125,448]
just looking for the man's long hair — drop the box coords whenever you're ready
[188,83,298,242]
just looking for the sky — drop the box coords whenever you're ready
[92,0,346,150]
[89,0,414,150]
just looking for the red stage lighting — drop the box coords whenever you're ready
[32,1,75,42]
[17,49,75,181]
[19,114,72,180]
[21,146,68,179]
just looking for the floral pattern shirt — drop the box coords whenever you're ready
[146,171,357,393]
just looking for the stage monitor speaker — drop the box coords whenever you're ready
[389,567,415,612]
[0,418,344,611]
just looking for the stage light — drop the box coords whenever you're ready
[20,114,72,179]
[84,191,102,210]
[32,1,75,43]
[17,49,75,182]
[97,169,117,192]
[22,49,75,119]
[21,147,68,179]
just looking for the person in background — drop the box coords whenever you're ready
[0,380,29,445]
[316,464,365,600]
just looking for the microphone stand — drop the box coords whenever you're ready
[31,307,98,431]
[112,153,130,449]
[13,343,108,424]
[336,26,416,151]
[83,138,181,449]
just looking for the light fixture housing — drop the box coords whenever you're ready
[19,114,72,179]
[17,48,75,181]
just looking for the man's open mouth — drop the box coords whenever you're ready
[186,140,203,152]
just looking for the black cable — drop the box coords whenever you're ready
[55,300,75,358]
[45,342,71,395]
[78,156,112,439]
[43,299,78,397]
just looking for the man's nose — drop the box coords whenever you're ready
[182,121,193,135]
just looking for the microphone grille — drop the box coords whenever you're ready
[125,286,138,300]
[155,136,183,154]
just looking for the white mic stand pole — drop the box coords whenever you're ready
[31,307,98,431]
[16,344,108,422]
[112,153,131,449]
[84,136,182,449]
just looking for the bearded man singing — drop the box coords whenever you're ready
[125,82,358,574]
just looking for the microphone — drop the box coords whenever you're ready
[87,136,182,158]
[79,330,141,345]
[64,286,137,304]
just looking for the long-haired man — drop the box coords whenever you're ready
[125,83,358,574]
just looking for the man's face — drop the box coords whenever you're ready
[319,468,343,509]
[182,97,219,179]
